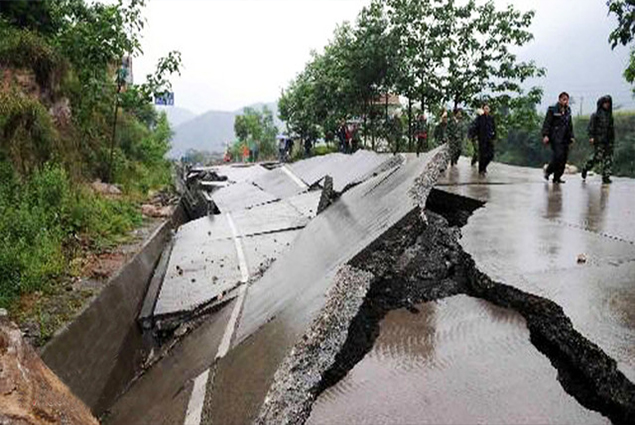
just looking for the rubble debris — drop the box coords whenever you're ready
[317,175,336,215]
[141,204,173,218]
[0,317,99,425]
[91,180,122,196]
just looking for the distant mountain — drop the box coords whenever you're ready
[158,106,197,129]
[169,110,236,158]
[169,102,282,158]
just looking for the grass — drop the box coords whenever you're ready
[0,161,142,310]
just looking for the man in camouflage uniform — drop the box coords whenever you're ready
[582,95,614,184]
[447,108,465,166]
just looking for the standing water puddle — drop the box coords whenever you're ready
[308,294,608,424]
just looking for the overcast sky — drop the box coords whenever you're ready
[134,0,634,115]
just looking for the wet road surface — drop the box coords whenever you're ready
[308,295,609,425]
[439,158,635,382]
[103,299,235,425]
[104,154,635,424]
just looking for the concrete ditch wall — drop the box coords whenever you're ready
[40,204,185,415]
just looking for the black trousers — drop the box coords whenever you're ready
[478,139,494,173]
[546,142,569,181]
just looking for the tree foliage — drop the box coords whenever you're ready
[0,0,181,314]
[280,0,544,150]
[0,0,181,187]
[608,0,635,87]
[233,106,279,158]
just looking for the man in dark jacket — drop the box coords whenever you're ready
[582,95,614,184]
[467,108,483,167]
[474,104,496,175]
[542,92,575,184]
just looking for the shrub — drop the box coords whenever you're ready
[0,161,143,308]
[0,91,60,175]
[0,25,67,91]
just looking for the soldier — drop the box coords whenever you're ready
[447,108,465,166]
[474,104,496,175]
[542,92,575,184]
[581,95,614,184]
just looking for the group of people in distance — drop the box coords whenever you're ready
[440,92,615,184]
[337,121,360,154]
[434,104,497,176]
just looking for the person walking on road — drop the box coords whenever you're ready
[474,104,496,175]
[467,108,483,167]
[582,95,614,185]
[542,92,575,184]
[447,108,465,166]
[278,137,287,162]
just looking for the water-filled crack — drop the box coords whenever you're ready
[257,188,635,425]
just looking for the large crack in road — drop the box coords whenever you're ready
[256,188,635,425]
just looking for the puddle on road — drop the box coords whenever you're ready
[308,294,609,425]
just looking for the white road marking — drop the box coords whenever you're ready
[216,285,247,360]
[282,165,309,189]
[226,213,249,283]
[183,213,250,425]
[183,369,210,425]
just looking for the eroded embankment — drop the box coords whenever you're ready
[257,189,635,425]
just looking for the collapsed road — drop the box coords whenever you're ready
[42,147,635,424]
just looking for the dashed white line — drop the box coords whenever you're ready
[183,369,210,425]
[281,165,309,189]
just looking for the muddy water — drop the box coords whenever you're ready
[308,295,608,425]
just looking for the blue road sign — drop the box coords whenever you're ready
[155,92,175,106]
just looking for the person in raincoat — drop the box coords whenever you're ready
[582,95,615,184]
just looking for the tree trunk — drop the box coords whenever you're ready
[408,97,413,152]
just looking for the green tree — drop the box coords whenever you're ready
[608,0,635,89]
[438,1,544,111]
[233,106,279,159]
